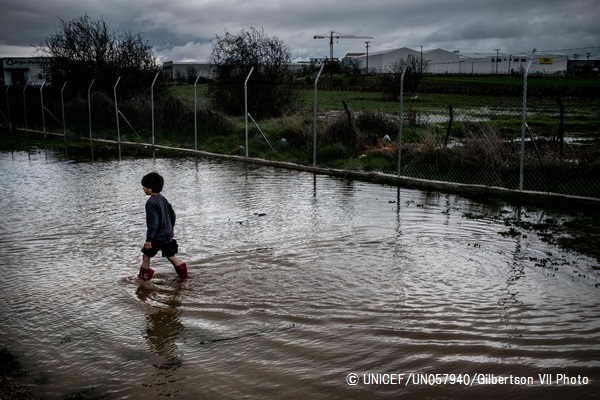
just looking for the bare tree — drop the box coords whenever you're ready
[342,57,363,76]
[37,15,160,90]
[208,27,298,118]
[380,54,430,100]
[392,54,430,92]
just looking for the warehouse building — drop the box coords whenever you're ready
[457,51,568,74]
[348,48,568,75]
[162,61,214,82]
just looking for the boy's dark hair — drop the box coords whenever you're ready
[141,172,164,193]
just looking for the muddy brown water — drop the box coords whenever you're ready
[0,149,599,399]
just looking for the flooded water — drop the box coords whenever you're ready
[1,148,599,399]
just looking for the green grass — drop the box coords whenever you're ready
[169,78,599,136]
[7,75,596,198]
[298,90,396,113]
[169,84,210,104]
[425,74,600,89]
[294,88,598,138]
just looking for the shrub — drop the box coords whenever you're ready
[196,108,236,136]
[323,111,357,149]
[119,94,151,133]
[279,114,313,147]
[456,123,512,170]
[355,110,397,147]
[155,93,193,132]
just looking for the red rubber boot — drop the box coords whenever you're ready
[138,266,155,281]
[174,263,188,279]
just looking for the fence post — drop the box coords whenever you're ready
[150,71,160,147]
[88,79,95,141]
[194,72,201,151]
[313,63,325,166]
[23,86,27,131]
[61,82,67,140]
[40,82,46,137]
[4,86,12,133]
[244,67,254,157]
[114,77,121,143]
[519,49,536,191]
[397,70,406,177]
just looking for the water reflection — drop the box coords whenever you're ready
[136,282,185,397]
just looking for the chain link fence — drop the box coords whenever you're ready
[1,47,599,198]
[395,69,600,198]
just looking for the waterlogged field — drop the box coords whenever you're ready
[0,148,599,399]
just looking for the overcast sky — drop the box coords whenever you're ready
[2,0,599,62]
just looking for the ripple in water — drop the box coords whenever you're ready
[0,150,598,399]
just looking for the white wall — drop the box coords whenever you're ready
[2,58,47,85]
[163,61,214,80]
[349,48,569,75]
[426,49,460,74]
[354,47,420,73]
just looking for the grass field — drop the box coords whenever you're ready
[169,73,599,138]
[164,75,600,198]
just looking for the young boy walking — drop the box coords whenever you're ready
[139,172,188,281]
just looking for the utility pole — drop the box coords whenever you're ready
[586,52,592,67]
[314,31,373,61]
[495,49,500,74]
[365,41,370,73]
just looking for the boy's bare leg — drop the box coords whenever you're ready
[141,254,152,269]
[167,255,181,267]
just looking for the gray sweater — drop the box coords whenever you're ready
[145,194,176,243]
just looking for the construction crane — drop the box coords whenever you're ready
[313,31,373,61]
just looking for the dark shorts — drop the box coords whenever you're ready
[141,239,178,258]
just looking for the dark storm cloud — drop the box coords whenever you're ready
[1,0,598,60]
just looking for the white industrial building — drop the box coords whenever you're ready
[457,51,568,74]
[162,61,215,81]
[348,48,569,75]
[1,57,48,85]
[1,50,571,87]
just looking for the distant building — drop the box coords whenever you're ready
[568,58,600,74]
[348,47,421,73]
[458,51,568,74]
[2,57,49,85]
[346,47,569,75]
[162,61,215,81]
[427,49,461,74]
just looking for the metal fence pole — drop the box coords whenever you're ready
[313,63,325,166]
[150,71,160,146]
[194,72,201,151]
[40,82,46,137]
[397,70,406,177]
[113,77,122,159]
[61,82,67,140]
[5,86,11,133]
[88,79,95,140]
[23,86,27,131]
[244,67,254,157]
[114,77,121,143]
[519,49,536,191]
